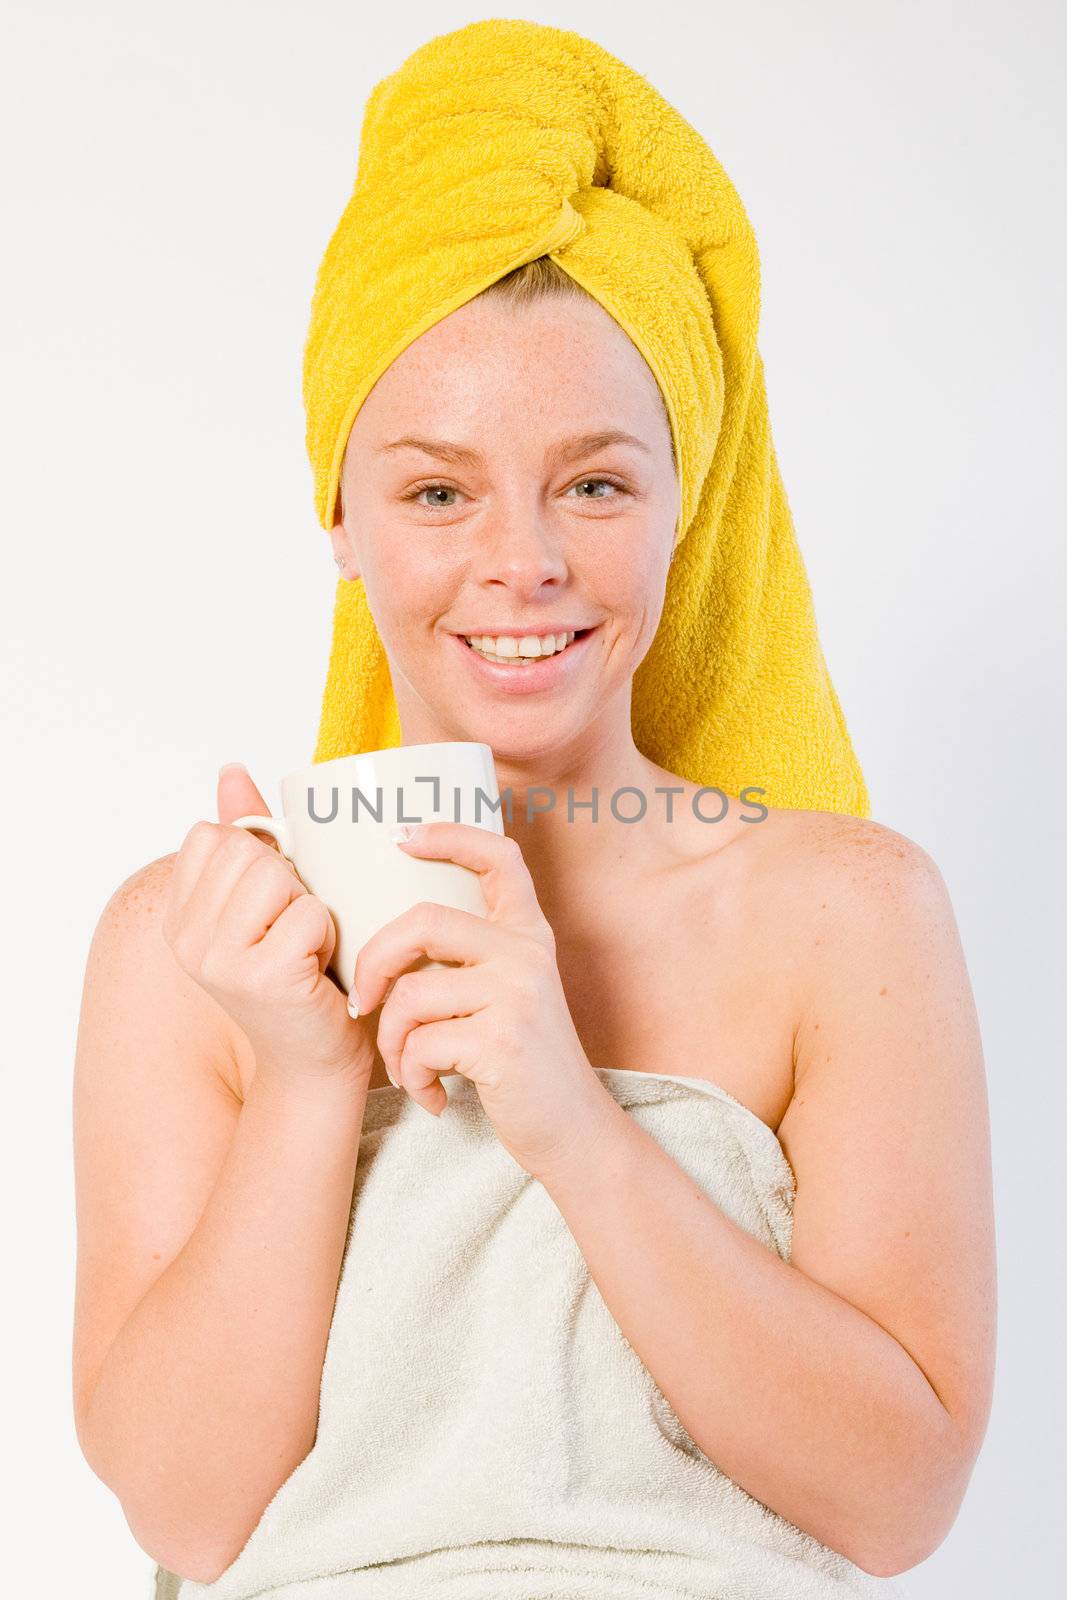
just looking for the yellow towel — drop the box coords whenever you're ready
[303,19,870,817]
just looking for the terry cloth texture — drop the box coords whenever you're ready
[154,1068,902,1599]
[302,19,870,816]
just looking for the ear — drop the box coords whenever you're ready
[328,521,361,580]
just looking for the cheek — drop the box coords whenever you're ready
[593,547,663,613]
[360,546,456,639]
[614,551,670,650]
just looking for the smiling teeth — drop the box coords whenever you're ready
[466,631,576,663]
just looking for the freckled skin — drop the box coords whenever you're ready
[111,854,175,921]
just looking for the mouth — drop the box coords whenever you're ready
[460,627,592,659]
[448,626,599,692]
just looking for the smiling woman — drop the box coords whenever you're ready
[71,17,995,1600]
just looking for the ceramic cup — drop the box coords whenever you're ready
[230,742,503,992]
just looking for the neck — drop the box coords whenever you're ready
[396,692,698,904]
[476,727,683,916]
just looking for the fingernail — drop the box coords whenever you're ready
[347,989,361,1018]
[386,1066,399,1089]
[218,762,250,779]
[390,823,421,844]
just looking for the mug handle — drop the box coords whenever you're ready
[230,813,294,862]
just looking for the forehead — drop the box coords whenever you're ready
[349,292,671,446]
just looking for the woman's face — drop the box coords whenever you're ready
[332,290,680,763]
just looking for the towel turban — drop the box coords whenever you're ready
[303,18,870,817]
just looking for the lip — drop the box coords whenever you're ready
[455,626,593,638]
[449,625,599,694]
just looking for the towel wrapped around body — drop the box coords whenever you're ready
[154,1068,902,1599]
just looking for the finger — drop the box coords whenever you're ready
[213,850,310,957]
[223,819,302,883]
[394,822,547,929]
[396,1016,472,1116]
[354,901,524,1015]
[204,828,329,973]
[256,893,338,978]
[217,763,273,829]
[178,827,286,952]
[375,964,489,1086]
[168,820,227,918]
[167,821,259,945]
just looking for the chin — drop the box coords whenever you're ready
[423,712,554,757]
[474,726,579,766]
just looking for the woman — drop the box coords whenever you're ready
[72,20,996,1599]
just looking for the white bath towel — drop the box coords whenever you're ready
[153,1068,903,1599]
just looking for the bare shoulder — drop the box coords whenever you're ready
[106,849,178,913]
[742,804,948,926]
[752,802,938,874]
[727,805,951,975]
[753,805,973,1086]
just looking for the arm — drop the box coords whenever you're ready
[536,826,996,1579]
[73,854,374,1583]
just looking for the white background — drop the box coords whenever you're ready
[3,1,1064,1594]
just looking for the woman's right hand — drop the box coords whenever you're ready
[162,766,374,1089]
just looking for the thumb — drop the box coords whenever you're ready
[217,762,273,832]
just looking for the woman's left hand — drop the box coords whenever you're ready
[350,820,615,1181]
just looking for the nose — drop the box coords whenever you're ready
[475,507,569,595]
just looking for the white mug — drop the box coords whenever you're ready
[230,742,503,993]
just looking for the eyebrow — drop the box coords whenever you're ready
[376,429,654,467]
